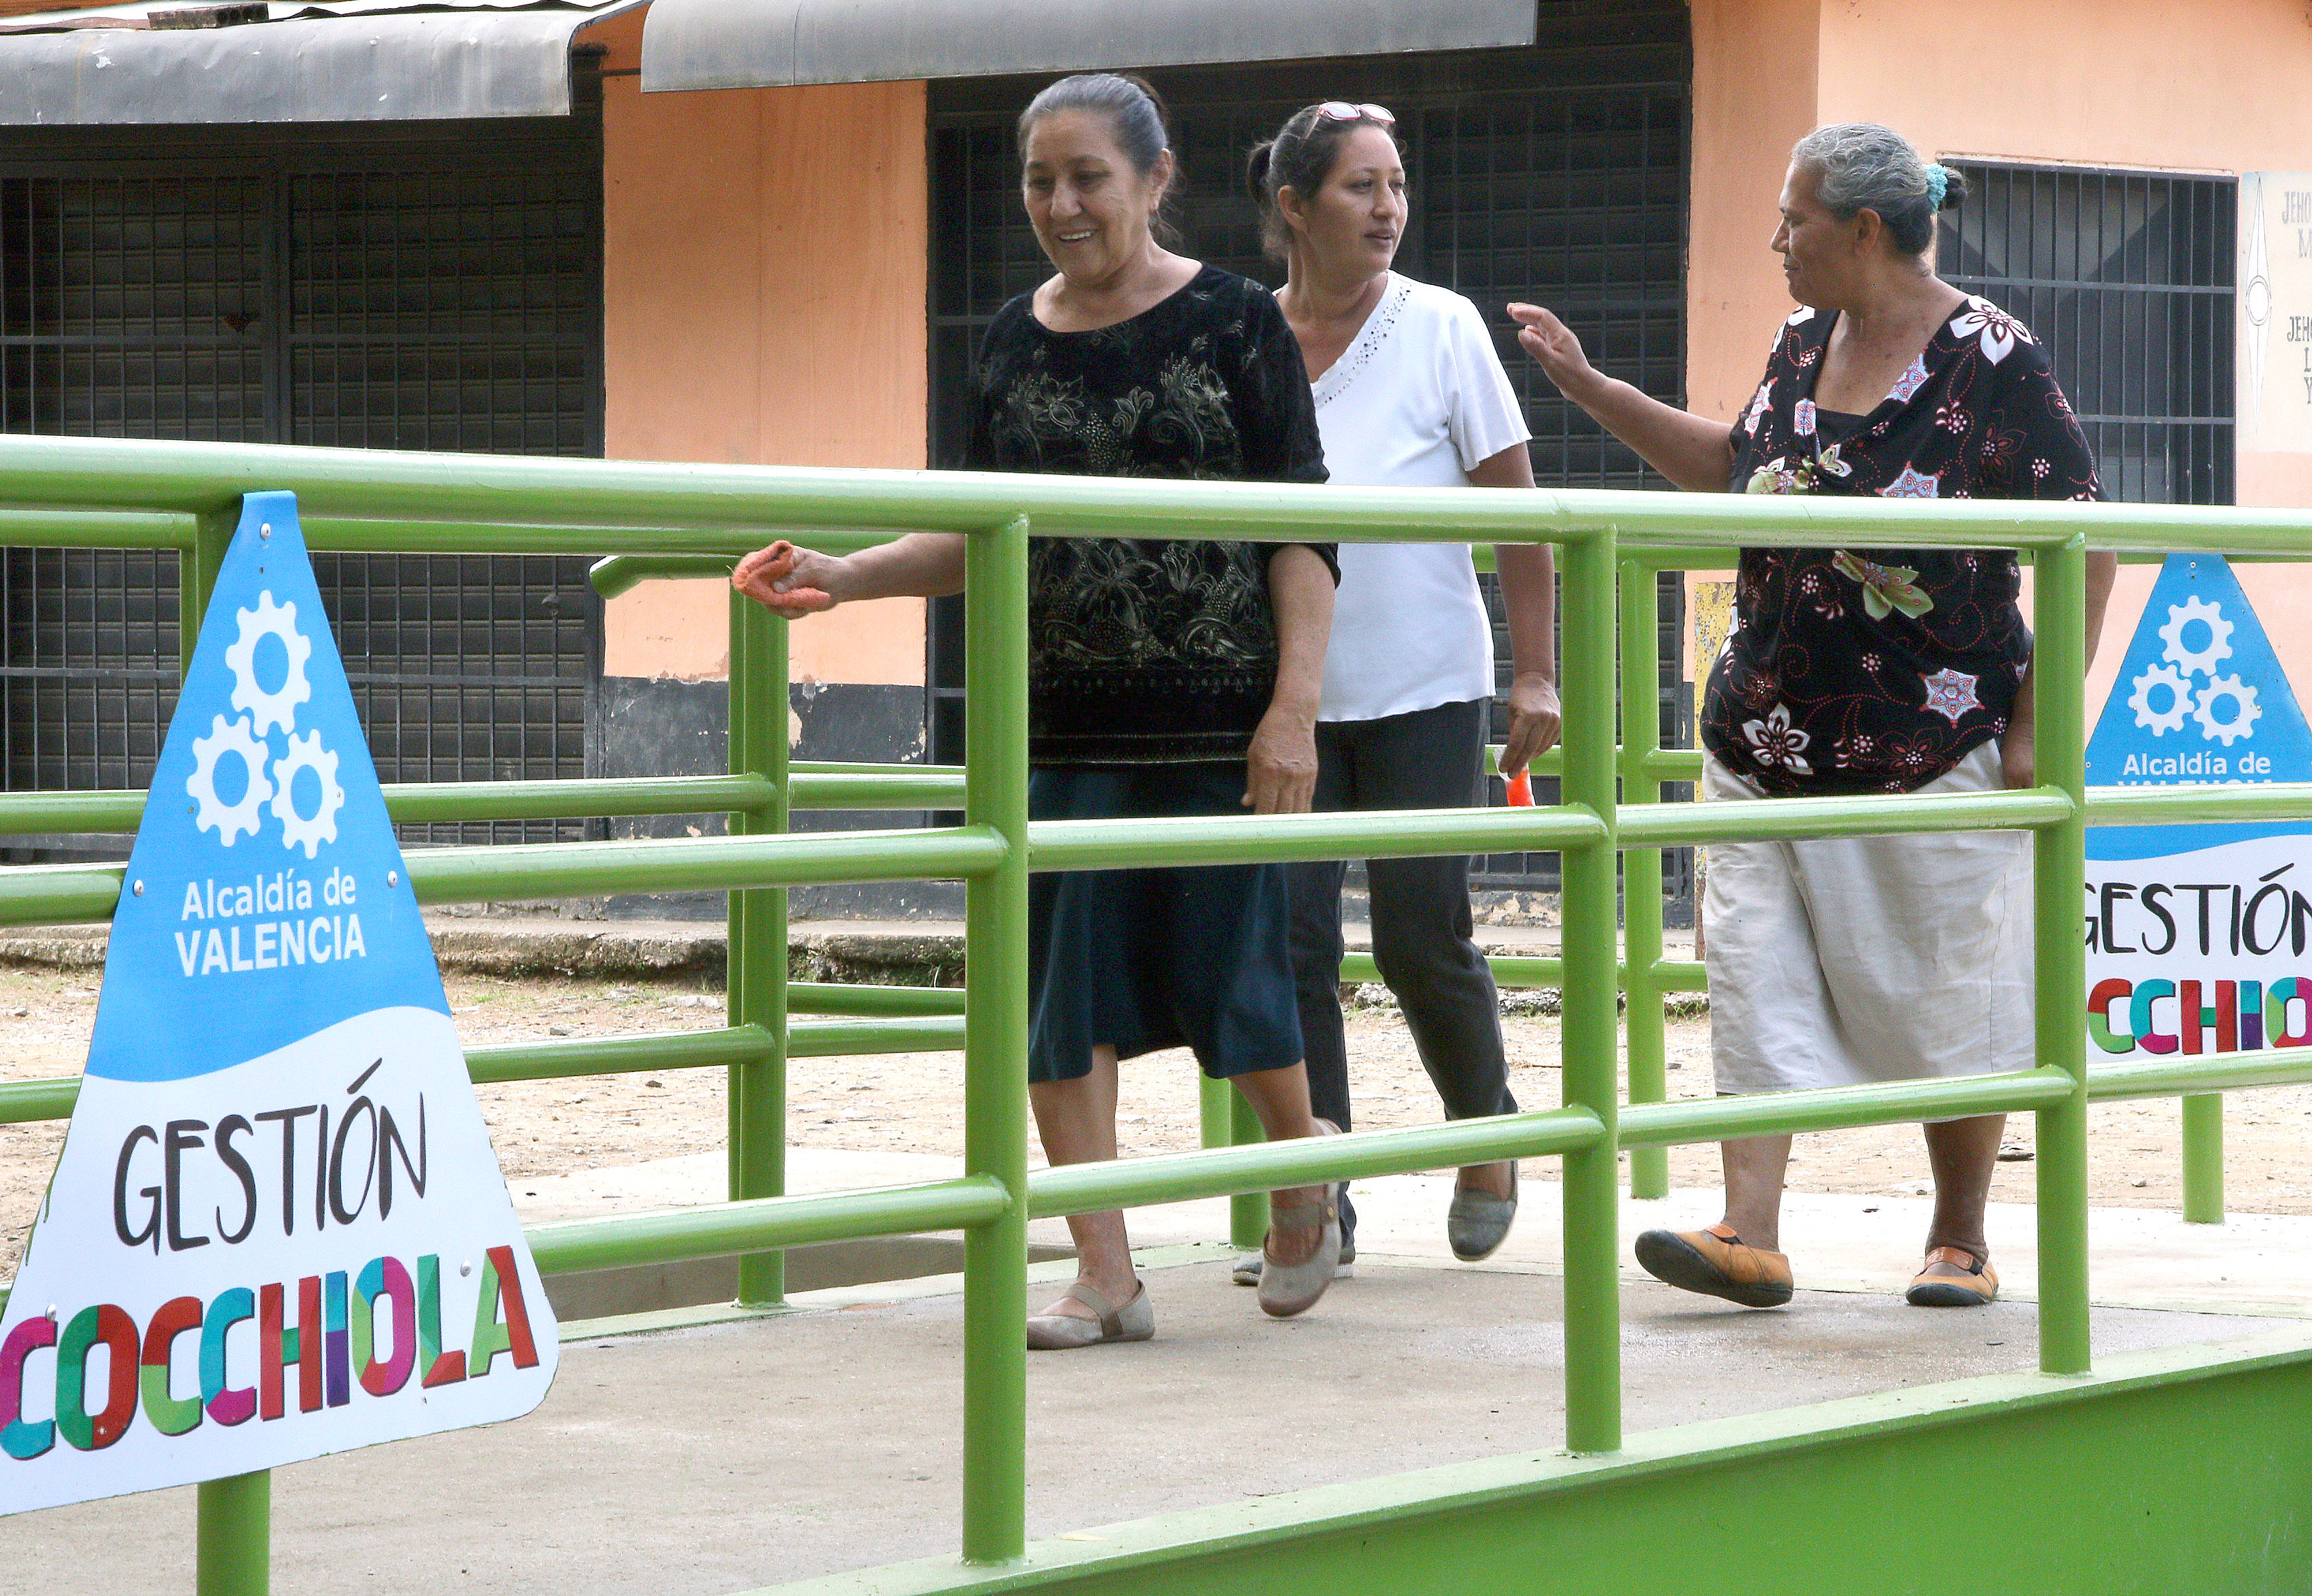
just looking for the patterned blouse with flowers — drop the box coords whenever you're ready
[965,264,1332,767]
[1702,294,2103,795]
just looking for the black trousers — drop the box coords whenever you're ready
[1288,698,1519,1244]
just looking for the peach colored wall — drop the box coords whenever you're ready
[1685,0,1821,427]
[597,74,931,686]
[1815,0,2312,182]
[1680,1,1821,675]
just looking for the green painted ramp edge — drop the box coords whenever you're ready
[752,1325,2312,1596]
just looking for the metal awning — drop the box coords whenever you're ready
[0,0,642,124]
[639,0,1538,94]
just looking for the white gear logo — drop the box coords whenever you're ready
[269,729,346,857]
[2193,674,2262,745]
[2158,596,2234,677]
[223,591,313,736]
[2127,663,2192,736]
[187,713,275,846]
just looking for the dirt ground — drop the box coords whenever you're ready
[5,962,2311,1276]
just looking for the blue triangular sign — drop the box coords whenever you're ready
[0,493,555,1515]
[2088,553,2312,859]
[2082,554,2312,1061]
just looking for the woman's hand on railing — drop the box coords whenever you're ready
[732,540,843,616]
[1243,702,1319,816]
[1499,670,1563,778]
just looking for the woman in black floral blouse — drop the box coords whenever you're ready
[735,72,1347,1345]
[1511,122,2115,1312]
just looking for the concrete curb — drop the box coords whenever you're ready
[0,918,1706,1010]
[0,918,970,985]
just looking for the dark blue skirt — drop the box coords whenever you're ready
[1028,763,1305,1084]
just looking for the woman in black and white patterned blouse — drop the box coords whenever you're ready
[1512,122,2116,1314]
[736,72,1347,1347]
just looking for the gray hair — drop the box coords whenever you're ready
[1790,122,1966,255]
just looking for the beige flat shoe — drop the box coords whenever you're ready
[1230,1243,1353,1286]
[1025,1281,1154,1349]
[1256,1196,1341,1319]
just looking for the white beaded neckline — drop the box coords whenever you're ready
[1313,275,1414,409]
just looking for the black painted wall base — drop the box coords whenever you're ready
[593,674,963,922]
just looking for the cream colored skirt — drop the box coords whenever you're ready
[1701,742,2033,1096]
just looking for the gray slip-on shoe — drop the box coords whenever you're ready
[1446,1161,1518,1261]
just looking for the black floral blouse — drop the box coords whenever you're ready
[964,264,1332,767]
[1703,294,2103,795]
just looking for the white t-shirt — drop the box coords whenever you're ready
[1311,273,1533,723]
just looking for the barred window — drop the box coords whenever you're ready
[1939,163,2235,506]
[0,105,605,856]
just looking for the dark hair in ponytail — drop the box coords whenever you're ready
[1246,102,1402,260]
[1017,72,1182,247]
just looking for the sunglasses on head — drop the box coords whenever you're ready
[1314,100,1395,126]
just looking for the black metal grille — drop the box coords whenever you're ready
[0,108,604,855]
[926,3,1694,904]
[1938,163,2235,506]
[0,547,180,793]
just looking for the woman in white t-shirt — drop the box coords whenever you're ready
[1241,102,1562,1277]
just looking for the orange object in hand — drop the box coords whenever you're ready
[1504,769,1532,807]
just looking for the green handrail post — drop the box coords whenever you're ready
[961,515,1030,1565]
[1229,1088,1268,1252]
[1619,555,1669,1201]
[1559,528,1623,1455]
[180,504,232,675]
[2035,534,2093,1376]
[1198,1073,1232,1151]
[189,502,268,1592]
[728,589,791,1306]
[2181,1093,2225,1222]
[196,1472,271,1596]
[1196,1075,1268,1248]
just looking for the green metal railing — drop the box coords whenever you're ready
[3,433,2311,1591]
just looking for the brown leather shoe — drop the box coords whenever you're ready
[1634,1223,1794,1308]
[1905,1246,1998,1307]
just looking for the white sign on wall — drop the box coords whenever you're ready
[0,493,556,1517]
[2240,172,2312,495]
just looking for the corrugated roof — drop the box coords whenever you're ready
[0,0,639,123]
[641,0,1538,93]
[0,0,628,33]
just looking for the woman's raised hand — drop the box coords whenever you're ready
[732,540,842,616]
[1506,303,1597,398]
